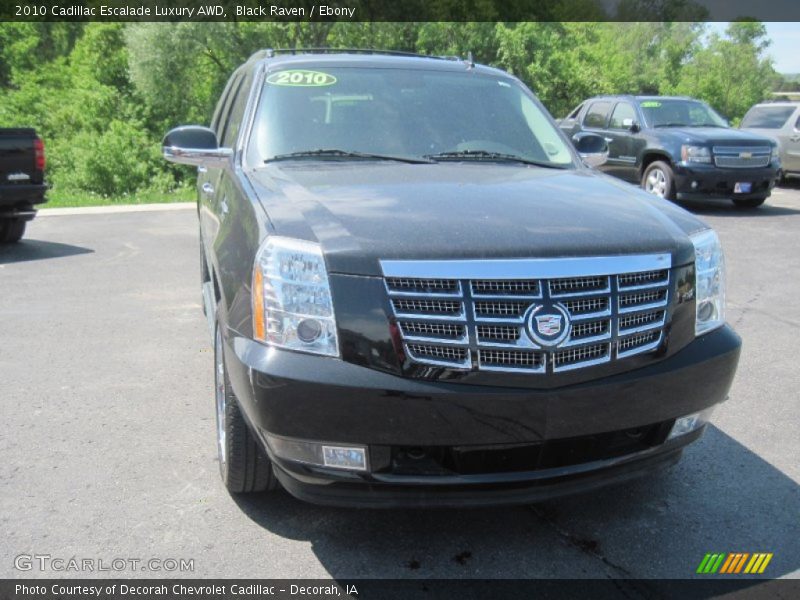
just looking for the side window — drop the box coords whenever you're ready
[583,101,612,129]
[609,102,637,129]
[216,73,244,144]
[210,76,236,134]
[221,73,251,148]
[567,103,584,119]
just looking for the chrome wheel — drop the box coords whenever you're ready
[214,325,227,468]
[645,168,667,197]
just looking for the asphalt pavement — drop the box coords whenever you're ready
[1,184,798,581]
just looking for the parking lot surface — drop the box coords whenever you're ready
[1,184,798,581]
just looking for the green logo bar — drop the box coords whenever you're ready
[697,553,726,574]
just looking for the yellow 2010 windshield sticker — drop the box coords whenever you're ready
[266,70,337,87]
[640,101,662,108]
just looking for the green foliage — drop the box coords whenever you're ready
[0,21,780,202]
[671,22,775,121]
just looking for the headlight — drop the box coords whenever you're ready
[691,229,726,336]
[252,237,338,357]
[681,145,711,164]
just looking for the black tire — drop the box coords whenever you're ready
[641,161,676,201]
[733,196,767,209]
[0,219,26,243]
[214,318,276,493]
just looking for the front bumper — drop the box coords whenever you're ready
[673,163,778,200]
[225,325,741,507]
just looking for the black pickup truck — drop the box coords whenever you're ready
[0,128,48,243]
[559,95,780,208]
[162,51,740,508]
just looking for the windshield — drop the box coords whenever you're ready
[740,105,796,129]
[247,67,574,168]
[638,99,728,128]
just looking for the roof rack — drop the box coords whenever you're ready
[248,48,461,62]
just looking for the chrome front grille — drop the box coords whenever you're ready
[382,254,672,373]
[713,146,771,169]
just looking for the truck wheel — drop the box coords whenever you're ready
[0,219,26,243]
[214,318,277,493]
[732,196,767,209]
[642,161,676,200]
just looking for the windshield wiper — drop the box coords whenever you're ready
[654,123,689,128]
[265,149,433,164]
[424,149,566,169]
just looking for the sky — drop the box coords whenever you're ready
[706,22,800,74]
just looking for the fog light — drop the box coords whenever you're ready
[264,433,368,471]
[668,407,715,440]
[296,318,323,343]
[322,446,367,470]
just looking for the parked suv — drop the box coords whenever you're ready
[0,128,47,242]
[163,51,740,507]
[739,101,800,183]
[559,95,780,208]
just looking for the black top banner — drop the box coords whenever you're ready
[3,0,800,22]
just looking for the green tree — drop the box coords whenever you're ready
[672,22,775,121]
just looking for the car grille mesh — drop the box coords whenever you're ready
[401,322,465,339]
[713,146,771,169]
[385,261,670,372]
[472,279,539,296]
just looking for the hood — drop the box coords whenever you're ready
[249,163,704,276]
[657,126,776,147]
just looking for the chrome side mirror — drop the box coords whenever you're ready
[572,132,609,168]
[162,126,232,168]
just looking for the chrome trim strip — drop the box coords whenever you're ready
[549,285,611,299]
[565,308,612,321]
[392,310,467,322]
[384,280,463,298]
[618,298,668,314]
[380,254,672,279]
[400,331,470,346]
[470,292,542,300]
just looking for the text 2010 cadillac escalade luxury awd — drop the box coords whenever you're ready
[163,50,741,508]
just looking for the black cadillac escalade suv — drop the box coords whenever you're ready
[163,51,741,508]
[0,128,48,242]
[559,95,780,208]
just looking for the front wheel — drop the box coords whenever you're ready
[214,318,276,493]
[641,161,676,200]
[0,219,26,243]
[732,196,767,209]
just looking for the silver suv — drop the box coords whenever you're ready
[740,101,800,182]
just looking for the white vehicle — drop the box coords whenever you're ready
[740,102,800,183]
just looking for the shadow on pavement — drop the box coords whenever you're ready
[0,239,94,264]
[233,425,798,583]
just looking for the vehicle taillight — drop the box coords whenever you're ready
[34,137,45,171]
